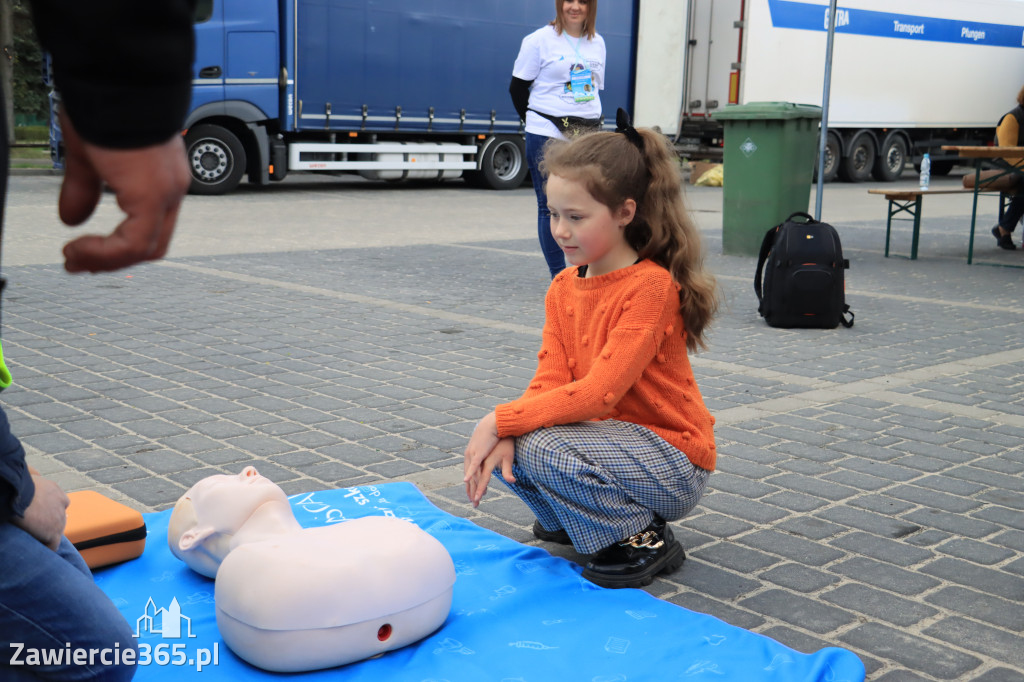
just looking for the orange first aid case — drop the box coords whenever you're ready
[64,491,147,569]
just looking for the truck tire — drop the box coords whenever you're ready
[473,135,528,190]
[838,132,876,183]
[872,132,907,182]
[813,131,841,183]
[185,124,247,195]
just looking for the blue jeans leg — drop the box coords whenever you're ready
[0,527,138,681]
[525,132,566,278]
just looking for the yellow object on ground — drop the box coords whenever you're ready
[695,164,723,187]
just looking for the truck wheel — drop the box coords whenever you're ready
[813,131,841,183]
[930,160,955,176]
[871,133,907,182]
[185,124,246,195]
[838,132,875,182]
[475,135,528,190]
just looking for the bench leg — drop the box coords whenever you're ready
[885,201,894,257]
[968,163,983,265]
[884,198,918,259]
[910,196,922,260]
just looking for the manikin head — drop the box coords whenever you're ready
[168,466,293,578]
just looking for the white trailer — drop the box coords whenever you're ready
[676,0,1024,181]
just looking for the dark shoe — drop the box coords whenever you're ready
[992,225,1016,250]
[532,520,572,545]
[582,517,685,589]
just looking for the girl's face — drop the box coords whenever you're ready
[547,174,637,278]
[561,0,588,35]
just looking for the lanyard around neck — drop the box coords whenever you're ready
[564,32,585,65]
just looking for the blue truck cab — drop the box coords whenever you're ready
[183,0,636,194]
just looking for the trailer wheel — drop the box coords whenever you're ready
[472,135,528,190]
[185,124,246,195]
[838,132,876,183]
[813,131,841,183]
[871,133,907,182]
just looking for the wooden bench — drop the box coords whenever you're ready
[868,187,1009,260]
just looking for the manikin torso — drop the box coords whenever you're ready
[168,467,456,672]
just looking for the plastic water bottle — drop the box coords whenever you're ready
[919,153,931,190]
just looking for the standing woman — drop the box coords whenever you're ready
[510,0,606,278]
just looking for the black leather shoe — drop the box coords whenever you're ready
[992,225,1016,250]
[582,517,685,589]
[532,520,572,545]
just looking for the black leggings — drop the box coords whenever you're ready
[1000,187,1024,232]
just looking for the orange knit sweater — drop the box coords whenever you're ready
[495,260,716,471]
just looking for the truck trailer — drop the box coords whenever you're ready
[179,0,686,195]
[678,0,1024,181]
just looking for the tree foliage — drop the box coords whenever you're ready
[11,0,48,123]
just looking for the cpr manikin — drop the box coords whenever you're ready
[168,467,456,672]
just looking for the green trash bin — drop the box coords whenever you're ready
[712,102,822,256]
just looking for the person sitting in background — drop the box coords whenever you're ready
[991,85,1024,250]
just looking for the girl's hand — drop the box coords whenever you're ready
[464,412,516,507]
[464,437,516,508]
[464,411,500,476]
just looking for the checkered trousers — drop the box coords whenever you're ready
[495,420,711,554]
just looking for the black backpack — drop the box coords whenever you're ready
[754,212,854,329]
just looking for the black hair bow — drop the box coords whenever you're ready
[615,108,644,151]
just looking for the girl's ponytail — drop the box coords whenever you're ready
[634,125,718,351]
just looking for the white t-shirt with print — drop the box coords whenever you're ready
[512,25,606,139]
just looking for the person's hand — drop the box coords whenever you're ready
[12,474,70,551]
[57,112,191,273]
[465,412,500,470]
[464,412,516,507]
[464,436,515,508]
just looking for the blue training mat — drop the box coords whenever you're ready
[95,483,865,681]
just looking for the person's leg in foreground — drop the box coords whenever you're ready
[0,412,138,681]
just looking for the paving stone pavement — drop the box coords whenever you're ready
[4,171,1023,680]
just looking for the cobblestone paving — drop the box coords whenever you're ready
[5,176,1024,681]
